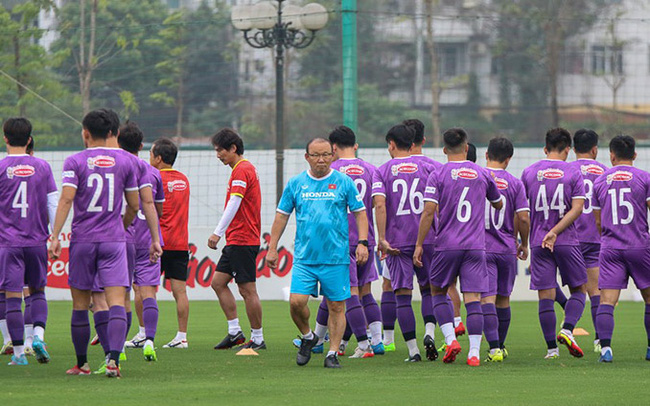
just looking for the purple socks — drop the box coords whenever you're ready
[142,298,159,341]
[432,294,454,326]
[420,287,437,326]
[6,297,24,346]
[316,298,329,326]
[361,294,381,324]
[539,299,557,349]
[0,293,6,321]
[555,286,568,309]
[645,304,650,348]
[93,310,110,355]
[465,301,483,336]
[30,291,47,330]
[396,294,416,341]
[381,291,396,331]
[71,309,90,367]
[23,295,32,326]
[126,311,132,341]
[596,304,614,347]
[482,303,499,349]
[108,306,127,363]
[590,295,600,339]
[497,306,511,348]
[563,292,586,331]
[346,295,369,342]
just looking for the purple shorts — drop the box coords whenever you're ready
[134,248,161,287]
[91,242,136,292]
[386,247,429,291]
[349,246,378,287]
[0,246,48,292]
[580,242,600,269]
[599,248,650,290]
[69,242,130,291]
[430,250,487,293]
[530,246,587,290]
[485,252,517,297]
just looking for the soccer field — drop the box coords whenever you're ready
[3,300,650,405]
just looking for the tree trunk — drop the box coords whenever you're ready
[78,0,97,115]
[425,0,441,147]
[13,34,26,117]
[176,75,184,138]
[545,22,561,127]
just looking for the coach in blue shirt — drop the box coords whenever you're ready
[266,137,369,369]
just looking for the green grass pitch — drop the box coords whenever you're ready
[3,300,650,405]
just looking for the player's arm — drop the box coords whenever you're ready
[139,186,163,260]
[491,196,503,210]
[208,195,243,250]
[593,208,602,235]
[47,191,59,232]
[352,209,369,265]
[541,197,584,252]
[516,210,531,260]
[48,186,76,259]
[122,189,140,230]
[155,202,163,217]
[266,212,290,269]
[373,195,399,256]
[414,200,437,267]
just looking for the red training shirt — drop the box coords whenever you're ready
[225,159,261,246]
[160,168,190,251]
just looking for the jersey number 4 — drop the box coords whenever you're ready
[12,181,29,218]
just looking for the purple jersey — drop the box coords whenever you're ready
[62,147,139,243]
[425,161,501,251]
[0,155,57,247]
[569,159,607,245]
[372,156,437,248]
[331,158,377,247]
[126,158,153,244]
[133,163,165,250]
[484,168,530,254]
[592,165,650,249]
[521,159,585,247]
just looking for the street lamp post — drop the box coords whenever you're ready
[232,1,329,203]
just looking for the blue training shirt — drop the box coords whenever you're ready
[277,169,365,265]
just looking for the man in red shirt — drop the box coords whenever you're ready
[150,138,190,349]
[207,128,264,350]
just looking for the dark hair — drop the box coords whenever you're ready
[609,135,635,160]
[26,137,34,154]
[573,129,599,154]
[443,127,468,152]
[118,121,144,154]
[82,110,113,140]
[487,137,514,163]
[385,124,414,151]
[212,128,244,155]
[402,119,425,144]
[467,143,477,163]
[152,138,178,165]
[545,128,572,152]
[305,137,332,154]
[97,108,120,136]
[328,125,356,148]
[3,117,32,147]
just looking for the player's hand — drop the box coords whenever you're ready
[378,247,387,261]
[149,242,163,263]
[356,244,369,266]
[413,245,424,268]
[517,244,529,261]
[49,239,62,260]
[207,234,221,250]
[379,239,400,256]
[266,248,279,269]
[541,231,557,252]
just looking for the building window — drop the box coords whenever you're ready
[591,45,623,75]
[424,43,467,79]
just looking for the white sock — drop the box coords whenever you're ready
[454,316,462,327]
[425,322,436,339]
[176,331,187,341]
[560,328,573,337]
[144,339,154,349]
[358,339,370,351]
[34,326,45,341]
[314,322,328,345]
[547,348,559,356]
[468,334,481,358]
[440,322,456,345]
[302,330,314,340]
[24,324,34,342]
[13,344,24,358]
[327,350,336,357]
[0,320,10,344]
[406,338,419,357]
[227,318,241,336]
[251,328,264,345]
[369,322,382,346]
[383,329,395,345]
[601,346,612,356]
[138,326,146,336]
[341,339,349,349]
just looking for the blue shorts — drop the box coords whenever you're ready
[291,263,351,302]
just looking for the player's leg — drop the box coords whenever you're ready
[347,286,373,358]
[596,288,619,362]
[162,251,190,348]
[554,284,568,309]
[388,251,420,362]
[482,253,500,362]
[139,285,159,360]
[586,265,601,352]
[238,281,265,349]
[325,298,345,368]
[69,288,92,374]
[496,254,517,354]
[360,283,383,353]
[429,251,461,363]
[211,270,244,349]
[496,295,511,350]
[23,289,33,355]
[91,291,111,361]
[24,246,49,363]
[461,250,490,366]
[0,289,11,355]
[530,247,560,358]
[290,264,319,366]
[130,284,146,345]
[170,279,189,343]
[132,248,160,358]
[104,285,127,376]
[448,280,464,335]
[380,259,397,351]
[124,243,136,353]
[418,245,437,360]
[5,290,25,365]
[624,248,650,361]
[640,287,650,361]
[556,246,588,357]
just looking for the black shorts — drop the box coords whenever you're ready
[161,250,190,281]
[216,245,260,284]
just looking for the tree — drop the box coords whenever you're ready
[424,0,441,147]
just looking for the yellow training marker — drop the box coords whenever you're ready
[236,348,259,356]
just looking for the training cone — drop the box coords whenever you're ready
[236,348,259,356]
[572,328,590,336]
